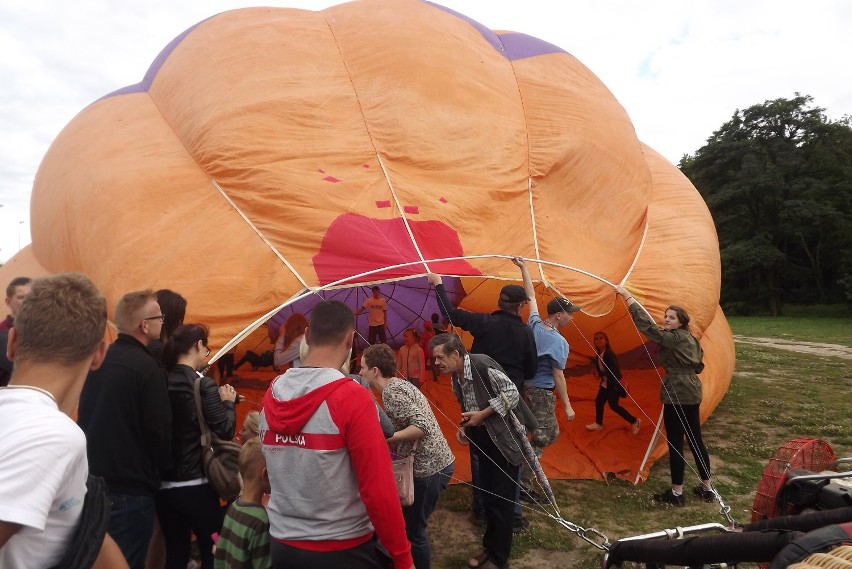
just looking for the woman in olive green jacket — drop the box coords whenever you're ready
[614,286,715,507]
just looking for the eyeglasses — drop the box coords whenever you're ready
[204,347,211,358]
[144,315,165,322]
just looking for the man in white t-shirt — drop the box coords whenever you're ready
[0,273,126,569]
[355,286,388,344]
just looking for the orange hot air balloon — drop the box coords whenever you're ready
[1,0,733,483]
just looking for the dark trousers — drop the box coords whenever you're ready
[469,426,518,569]
[108,493,156,569]
[155,483,224,569]
[368,325,386,345]
[663,404,711,485]
[217,353,235,378]
[594,386,636,425]
[471,445,523,525]
[271,535,391,569]
[403,463,454,569]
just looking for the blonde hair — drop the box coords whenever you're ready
[242,411,260,439]
[114,289,157,334]
[239,438,266,481]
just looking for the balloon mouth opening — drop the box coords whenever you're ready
[213,257,659,380]
[213,254,620,360]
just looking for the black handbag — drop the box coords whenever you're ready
[193,376,242,502]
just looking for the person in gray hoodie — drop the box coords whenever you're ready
[260,300,413,569]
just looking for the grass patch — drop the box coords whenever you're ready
[727,314,852,345]
[430,317,852,568]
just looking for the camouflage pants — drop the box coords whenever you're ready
[520,387,559,489]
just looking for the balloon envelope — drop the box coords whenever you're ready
[4,0,734,482]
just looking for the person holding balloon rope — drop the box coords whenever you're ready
[512,258,579,503]
[614,285,715,506]
[427,272,537,532]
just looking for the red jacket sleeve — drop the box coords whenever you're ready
[328,385,413,569]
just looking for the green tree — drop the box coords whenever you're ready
[679,95,852,315]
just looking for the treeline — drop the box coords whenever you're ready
[678,94,852,315]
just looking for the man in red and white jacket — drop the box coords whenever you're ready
[261,300,413,569]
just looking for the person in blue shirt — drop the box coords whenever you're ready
[513,258,579,503]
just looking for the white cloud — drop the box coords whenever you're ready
[0,0,849,262]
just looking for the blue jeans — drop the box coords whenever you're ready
[108,493,156,569]
[471,450,523,524]
[403,463,454,569]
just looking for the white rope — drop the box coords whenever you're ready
[621,222,650,284]
[374,153,431,274]
[210,179,310,289]
[526,177,548,285]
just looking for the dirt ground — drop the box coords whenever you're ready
[732,335,852,359]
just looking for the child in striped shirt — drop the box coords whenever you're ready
[214,438,271,568]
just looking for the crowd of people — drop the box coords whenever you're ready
[0,262,713,569]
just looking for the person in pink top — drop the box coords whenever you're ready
[397,329,425,388]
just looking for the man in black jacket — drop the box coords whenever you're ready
[426,272,537,532]
[78,289,172,569]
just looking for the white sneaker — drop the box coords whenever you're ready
[585,423,604,431]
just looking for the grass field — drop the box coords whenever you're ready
[429,313,852,568]
[727,314,851,345]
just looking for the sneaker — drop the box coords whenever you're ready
[520,488,542,504]
[512,517,530,534]
[585,423,604,431]
[693,485,716,503]
[631,418,642,435]
[653,489,685,507]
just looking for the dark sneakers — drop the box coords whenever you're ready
[512,517,530,534]
[520,488,543,504]
[693,485,717,503]
[653,488,686,506]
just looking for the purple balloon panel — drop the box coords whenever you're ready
[267,276,466,351]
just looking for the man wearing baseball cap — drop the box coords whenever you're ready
[426,270,537,534]
[513,258,581,503]
[426,275,536,394]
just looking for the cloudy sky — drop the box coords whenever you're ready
[1,0,849,262]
